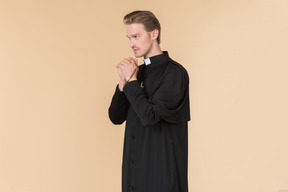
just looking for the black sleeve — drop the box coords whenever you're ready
[108,85,130,125]
[123,66,190,127]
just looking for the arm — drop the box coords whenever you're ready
[123,65,190,127]
[108,85,130,124]
[108,57,138,124]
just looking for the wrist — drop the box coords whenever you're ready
[118,80,127,92]
[126,67,138,82]
[127,77,137,82]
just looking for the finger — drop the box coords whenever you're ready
[121,60,134,69]
[127,57,136,65]
[117,60,129,68]
[124,58,132,64]
[130,57,138,66]
[117,63,125,69]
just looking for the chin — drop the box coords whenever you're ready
[134,53,143,58]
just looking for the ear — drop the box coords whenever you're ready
[151,29,159,41]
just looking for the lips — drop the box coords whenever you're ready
[133,48,139,52]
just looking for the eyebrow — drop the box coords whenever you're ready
[126,33,140,38]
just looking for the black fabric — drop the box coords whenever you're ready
[109,51,190,192]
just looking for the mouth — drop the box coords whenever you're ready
[133,48,139,53]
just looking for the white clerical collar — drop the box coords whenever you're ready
[144,58,151,65]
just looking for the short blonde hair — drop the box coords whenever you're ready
[123,10,161,44]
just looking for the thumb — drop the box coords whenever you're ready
[130,57,138,67]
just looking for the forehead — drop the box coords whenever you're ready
[126,23,147,36]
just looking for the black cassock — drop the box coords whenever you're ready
[109,51,190,192]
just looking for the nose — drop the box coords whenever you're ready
[130,39,135,48]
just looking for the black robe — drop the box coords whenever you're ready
[109,51,190,192]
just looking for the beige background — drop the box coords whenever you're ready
[0,0,287,192]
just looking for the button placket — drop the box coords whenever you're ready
[131,134,135,140]
[129,130,136,191]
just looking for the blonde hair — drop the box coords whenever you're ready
[123,10,161,44]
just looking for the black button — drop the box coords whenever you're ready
[130,185,134,190]
[130,159,135,164]
[131,135,135,140]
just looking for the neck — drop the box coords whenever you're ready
[144,43,162,59]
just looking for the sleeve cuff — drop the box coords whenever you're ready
[123,80,139,92]
[114,84,126,98]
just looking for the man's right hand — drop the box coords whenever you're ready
[117,66,127,91]
[117,57,138,91]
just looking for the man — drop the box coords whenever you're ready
[108,10,190,192]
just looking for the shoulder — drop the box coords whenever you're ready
[159,57,189,90]
[166,58,189,80]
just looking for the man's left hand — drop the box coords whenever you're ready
[117,57,138,82]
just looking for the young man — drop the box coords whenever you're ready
[109,10,190,192]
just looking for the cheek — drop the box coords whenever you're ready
[140,38,150,48]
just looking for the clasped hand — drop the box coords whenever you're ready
[117,57,138,91]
